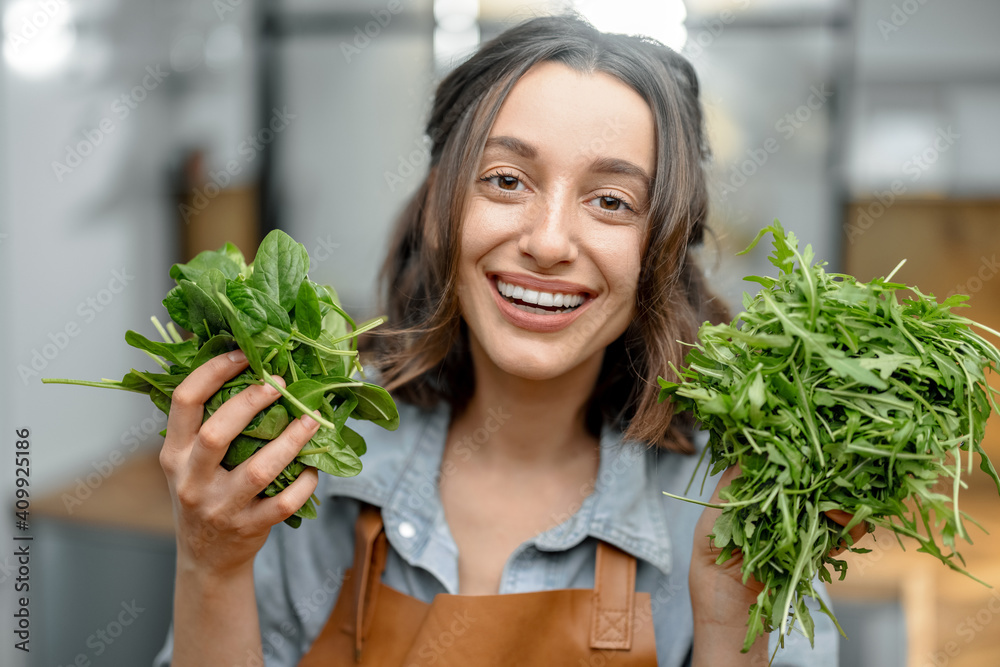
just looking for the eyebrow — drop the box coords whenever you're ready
[589,156,653,189]
[484,135,537,159]
[483,135,652,189]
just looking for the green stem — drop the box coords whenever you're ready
[961,317,1000,342]
[259,370,345,432]
[327,316,385,345]
[789,360,825,467]
[298,446,331,456]
[151,316,172,344]
[661,491,726,509]
[662,487,774,509]
[142,350,170,371]
[883,258,906,283]
[40,378,148,394]
[166,321,185,344]
[288,331,357,356]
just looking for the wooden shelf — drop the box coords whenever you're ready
[33,447,176,536]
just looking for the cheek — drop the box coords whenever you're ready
[459,197,523,268]
[596,229,643,293]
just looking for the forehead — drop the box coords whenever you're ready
[486,60,656,176]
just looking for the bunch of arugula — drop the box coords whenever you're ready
[658,221,1000,653]
[43,230,398,528]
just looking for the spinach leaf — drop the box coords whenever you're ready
[248,230,309,311]
[295,281,323,340]
[179,279,226,340]
[42,230,397,529]
[125,330,198,367]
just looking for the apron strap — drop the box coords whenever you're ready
[351,503,389,662]
[590,541,637,651]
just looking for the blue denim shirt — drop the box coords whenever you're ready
[153,399,838,666]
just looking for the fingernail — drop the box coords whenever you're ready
[228,350,247,363]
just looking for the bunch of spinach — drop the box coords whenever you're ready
[43,230,398,528]
[658,221,1000,652]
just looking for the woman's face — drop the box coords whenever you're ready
[456,60,656,381]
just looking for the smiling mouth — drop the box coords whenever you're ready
[494,278,587,315]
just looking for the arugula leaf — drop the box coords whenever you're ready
[659,221,1000,651]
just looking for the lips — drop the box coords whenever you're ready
[486,272,593,333]
[496,279,583,313]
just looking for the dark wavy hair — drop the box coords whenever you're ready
[366,13,730,452]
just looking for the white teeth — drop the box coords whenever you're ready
[495,278,586,312]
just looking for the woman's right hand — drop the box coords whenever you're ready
[159,349,321,578]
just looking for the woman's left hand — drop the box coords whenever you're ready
[687,465,869,666]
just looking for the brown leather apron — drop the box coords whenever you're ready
[299,504,658,666]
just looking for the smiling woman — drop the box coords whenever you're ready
[152,13,843,667]
[372,18,728,454]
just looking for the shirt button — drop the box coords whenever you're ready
[398,521,416,539]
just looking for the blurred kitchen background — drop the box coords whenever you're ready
[1,0,998,665]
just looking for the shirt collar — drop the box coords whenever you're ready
[324,399,677,580]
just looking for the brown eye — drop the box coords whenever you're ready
[498,175,519,190]
[599,196,621,210]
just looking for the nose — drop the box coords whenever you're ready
[517,191,578,268]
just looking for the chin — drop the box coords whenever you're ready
[481,339,598,382]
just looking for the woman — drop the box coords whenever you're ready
[154,14,858,666]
